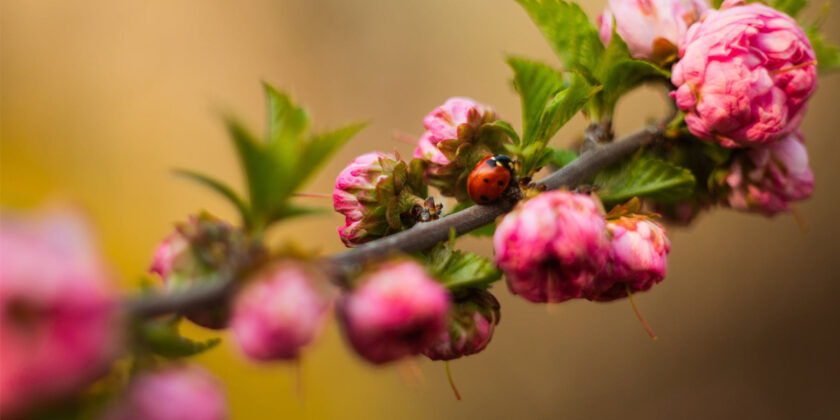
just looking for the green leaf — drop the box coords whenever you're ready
[508,57,568,146]
[264,82,310,147]
[543,147,578,169]
[537,71,598,143]
[174,169,253,228]
[600,60,670,115]
[807,25,840,73]
[594,151,696,205]
[507,58,596,176]
[516,0,604,78]
[424,241,502,290]
[481,120,521,145]
[770,0,808,18]
[226,117,278,222]
[297,121,367,188]
[137,318,221,359]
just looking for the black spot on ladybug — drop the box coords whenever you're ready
[497,180,504,186]
[483,178,489,183]
[479,195,489,202]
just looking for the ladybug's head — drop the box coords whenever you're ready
[490,154,517,173]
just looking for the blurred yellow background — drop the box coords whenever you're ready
[3,1,840,418]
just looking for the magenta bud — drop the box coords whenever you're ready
[231,262,329,361]
[338,260,450,364]
[494,191,610,303]
[423,288,501,361]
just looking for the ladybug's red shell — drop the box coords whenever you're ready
[467,155,515,204]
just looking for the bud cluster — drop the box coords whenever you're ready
[494,192,671,303]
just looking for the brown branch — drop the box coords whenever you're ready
[125,124,663,319]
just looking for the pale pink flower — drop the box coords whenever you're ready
[494,191,610,303]
[338,261,449,364]
[598,0,709,63]
[105,365,227,420]
[0,210,119,416]
[423,289,500,361]
[231,262,328,361]
[722,131,814,215]
[671,0,817,148]
[592,214,671,301]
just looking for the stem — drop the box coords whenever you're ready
[626,284,657,340]
[126,124,663,318]
[445,361,461,401]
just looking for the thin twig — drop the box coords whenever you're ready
[126,124,663,318]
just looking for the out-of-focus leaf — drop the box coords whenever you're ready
[770,0,808,18]
[174,169,253,228]
[807,25,840,73]
[594,151,696,205]
[137,318,221,359]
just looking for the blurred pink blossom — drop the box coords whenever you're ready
[338,260,449,364]
[231,262,329,361]
[0,210,119,416]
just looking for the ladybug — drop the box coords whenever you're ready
[467,154,516,204]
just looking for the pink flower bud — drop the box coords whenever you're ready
[333,152,404,247]
[592,214,671,301]
[231,262,329,361]
[597,0,709,64]
[412,97,506,199]
[149,231,189,279]
[423,289,500,361]
[0,210,119,417]
[671,0,817,148]
[421,97,497,146]
[149,213,257,329]
[338,261,450,364]
[720,131,814,215]
[494,191,610,303]
[104,365,227,420]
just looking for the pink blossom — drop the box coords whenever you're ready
[231,262,328,361]
[494,191,610,303]
[671,0,817,148]
[421,97,496,146]
[722,131,814,215]
[592,214,671,301]
[413,132,451,166]
[0,210,119,416]
[333,152,401,247]
[423,289,500,361]
[598,0,709,63]
[105,365,227,420]
[338,261,450,364]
